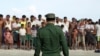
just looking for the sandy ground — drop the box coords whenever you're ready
[0,49,100,56]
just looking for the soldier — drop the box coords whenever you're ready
[34,13,69,56]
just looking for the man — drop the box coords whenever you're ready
[77,20,86,49]
[63,17,70,33]
[63,17,71,48]
[38,14,42,22]
[11,15,16,23]
[95,19,100,52]
[4,15,12,30]
[12,18,21,48]
[55,17,62,27]
[85,19,95,50]
[34,13,69,56]
[0,14,4,48]
[30,15,36,27]
[69,17,77,49]
[36,14,43,28]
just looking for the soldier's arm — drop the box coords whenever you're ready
[34,31,41,56]
[60,30,69,56]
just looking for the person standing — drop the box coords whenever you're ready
[12,18,21,48]
[37,14,43,27]
[31,25,37,48]
[95,20,100,52]
[20,15,27,28]
[34,13,69,56]
[30,15,36,27]
[55,17,62,27]
[69,18,77,49]
[63,17,70,33]
[26,22,32,49]
[63,17,71,48]
[19,24,26,49]
[77,20,86,49]
[0,14,4,48]
[4,15,12,30]
[85,19,95,50]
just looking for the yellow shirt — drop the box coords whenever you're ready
[20,21,26,28]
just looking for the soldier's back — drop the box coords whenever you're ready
[39,23,62,56]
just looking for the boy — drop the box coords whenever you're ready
[26,22,32,49]
[19,24,26,49]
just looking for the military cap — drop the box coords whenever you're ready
[45,13,55,19]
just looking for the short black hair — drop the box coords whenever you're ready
[38,14,42,17]
[64,17,67,19]
[88,19,92,21]
[61,25,64,28]
[13,15,16,18]
[15,18,19,20]
[0,14,3,17]
[21,24,24,27]
[6,15,10,17]
[22,15,26,18]
[72,17,76,20]
[26,18,29,20]
[30,15,34,18]
[32,25,36,28]
[27,22,31,24]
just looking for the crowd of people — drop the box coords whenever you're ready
[0,14,100,50]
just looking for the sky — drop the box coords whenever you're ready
[0,0,100,21]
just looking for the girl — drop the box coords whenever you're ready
[4,27,13,49]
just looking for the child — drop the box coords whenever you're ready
[31,25,37,48]
[4,27,13,49]
[26,22,32,49]
[72,27,78,49]
[61,25,66,34]
[41,22,46,28]
[19,24,26,49]
[31,25,37,38]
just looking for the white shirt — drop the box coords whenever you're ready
[36,20,42,26]
[55,22,62,26]
[90,24,94,30]
[63,21,70,32]
[12,22,21,28]
[5,21,12,30]
[31,30,37,37]
[77,25,85,33]
[62,28,67,34]
[96,24,100,36]
[19,28,26,36]
[85,24,91,29]
[85,24,94,29]
[31,21,36,27]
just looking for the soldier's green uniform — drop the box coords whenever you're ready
[34,13,69,56]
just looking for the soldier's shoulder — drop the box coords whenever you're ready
[55,25,62,30]
[37,27,46,32]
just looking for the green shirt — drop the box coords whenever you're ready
[34,23,69,56]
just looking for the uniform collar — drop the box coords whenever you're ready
[46,23,54,26]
